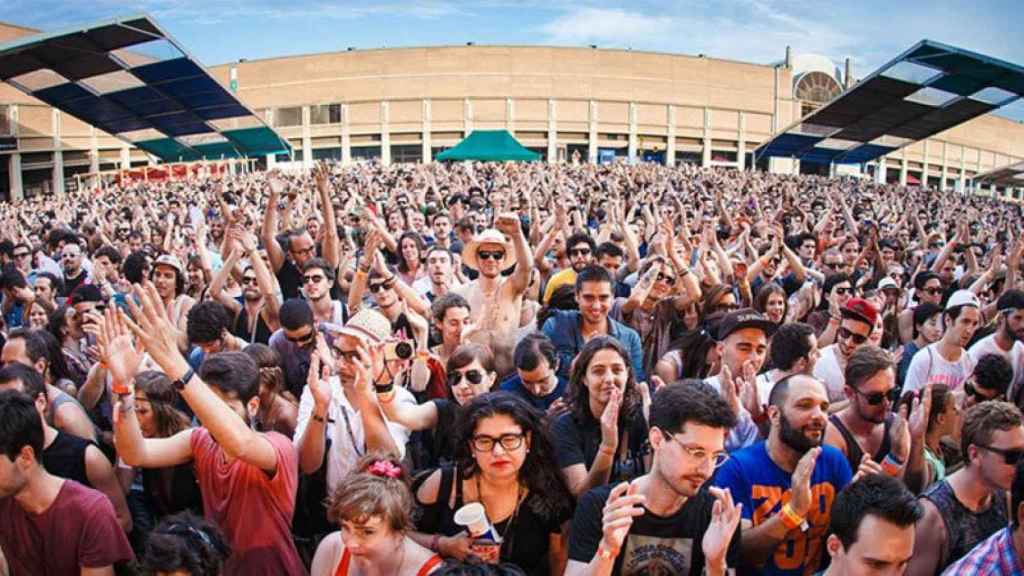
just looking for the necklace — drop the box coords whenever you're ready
[474,475,525,552]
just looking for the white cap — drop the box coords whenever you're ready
[945,289,980,311]
[878,277,900,291]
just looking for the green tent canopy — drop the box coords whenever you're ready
[435,130,541,162]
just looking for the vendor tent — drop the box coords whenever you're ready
[435,130,540,161]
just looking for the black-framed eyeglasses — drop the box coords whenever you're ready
[838,326,868,345]
[977,444,1024,465]
[303,274,326,284]
[448,369,483,386]
[569,248,592,257]
[477,250,505,261]
[852,387,899,406]
[965,382,999,402]
[241,276,258,286]
[368,280,393,293]
[471,433,525,453]
[668,434,729,468]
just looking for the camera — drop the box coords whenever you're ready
[383,340,415,361]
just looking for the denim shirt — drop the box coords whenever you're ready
[541,309,647,383]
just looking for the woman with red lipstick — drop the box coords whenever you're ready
[551,336,650,498]
[412,393,573,575]
[311,452,442,576]
[378,344,497,469]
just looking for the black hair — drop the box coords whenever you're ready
[68,284,103,305]
[944,304,976,326]
[818,273,853,310]
[122,250,150,284]
[33,271,64,296]
[431,292,471,324]
[912,302,943,335]
[396,231,426,273]
[513,331,558,372]
[198,351,260,404]
[974,353,1013,398]
[844,346,893,391]
[650,380,738,435]
[0,267,27,291]
[93,244,123,266]
[828,473,922,548]
[186,300,232,345]
[454,392,572,518]
[0,389,44,462]
[567,336,641,429]
[142,511,231,576]
[565,232,596,254]
[574,264,612,292]
[8,328,73,385]
[769,323,816,372]
[0,362,46,400]
[301,257,336,282]
[279,298,314,331]
[432,562,528,576]
[754,283,788,323]
[594,241,624,260]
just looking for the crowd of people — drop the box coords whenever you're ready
[0,158,1023,576]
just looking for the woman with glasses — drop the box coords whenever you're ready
[412,392,573,576]
[311,453,443,576]
[552,336,649,498]
[378,344,496,469]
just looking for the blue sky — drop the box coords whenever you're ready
[7,0,1024,120]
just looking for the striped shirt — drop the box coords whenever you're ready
[943,527,1024,576]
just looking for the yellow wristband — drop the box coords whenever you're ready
[780,503,806,531]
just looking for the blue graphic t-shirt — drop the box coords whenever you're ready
[712,441,852,576]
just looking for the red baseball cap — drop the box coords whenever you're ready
[841,298,879,327]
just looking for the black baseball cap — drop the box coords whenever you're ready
[716,308,777,341]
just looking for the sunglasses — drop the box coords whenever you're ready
[656,273,676,284]
[569,248,592,257]
[303,274,326,284]
[965,382,999,402]
[853,387,900,406]
[838,326,868,345]
[834,287,851,296]
[448,369,483,386]
[286,330,315,345]
[368,280,394,293]
[241,276,258,286]
[978,444,1024,466]
[923,287,943,296]
[477,251,506,261]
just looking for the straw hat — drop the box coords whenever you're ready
[461,229,515,272]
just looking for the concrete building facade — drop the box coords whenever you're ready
[2,20,1024,201]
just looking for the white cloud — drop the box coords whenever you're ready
[539,7,675,46]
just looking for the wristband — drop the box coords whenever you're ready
[881,453,904,476]
[779,503,807,532]
[312,412,326,423]
[598,544,618,561]
[377,390,396,404]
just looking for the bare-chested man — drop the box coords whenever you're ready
[453,214,531,376]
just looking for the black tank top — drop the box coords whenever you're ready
[828,413,894,472]
[43,430,93,487]
[142,463,204,519]
[923,479,1007,571]
[233,304,273,345]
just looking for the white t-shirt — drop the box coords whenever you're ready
[968,334,1024,397]
[813,345,846,403]
[294,377,414,493]
[903,343,976,394]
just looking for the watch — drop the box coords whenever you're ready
[173,367,195,391]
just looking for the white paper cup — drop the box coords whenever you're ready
[454,502,500,542]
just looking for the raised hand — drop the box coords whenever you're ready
[703,487,743,572]
[120,282,185,375]
[788,447,820,517]
[906,385,932,448]
[599,481,646,559]
[599,386,622,453]
[493,212,522,238]
[308,337,333,410]
[719,365,742,418]
[852,453,884,482]
[98,306,143,395]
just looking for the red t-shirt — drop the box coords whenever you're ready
[0,479,133,575]
[191,427,306,575]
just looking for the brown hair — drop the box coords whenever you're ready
[961,400,1024,462]
[325,452,412,532]
[844,345,893,390]
[446,343,495,374]
[243,343,286,396]
[134,371,190,439]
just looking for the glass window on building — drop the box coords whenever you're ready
[312,147,341,161]
[351,146,381,161]
[276,150,303,162]
[676,151,702,165]
[711,150,738,163]
[275,106,302,127]
[310,104,342,125]
[391,144,422,164]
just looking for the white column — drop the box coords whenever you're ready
[737,111,747,171]
[627,102,638,164]
[875,159,885,184]
[9,153,23,202]
[899,150,908,187]
[588,100,598,164]
[463,98,473,137]
[380,101,391,166]
[422,99,432,163]
[547,99,557,164]
[941,142,949,191]
[51,109,64,195]
[702,107,712,167]
[301,106,313,169]
[264,108,276,168]
[922,140,931,189]
[958,147,966,193]
[341,104,352,165]
[89,125,99,177]
[666,105,676,167]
